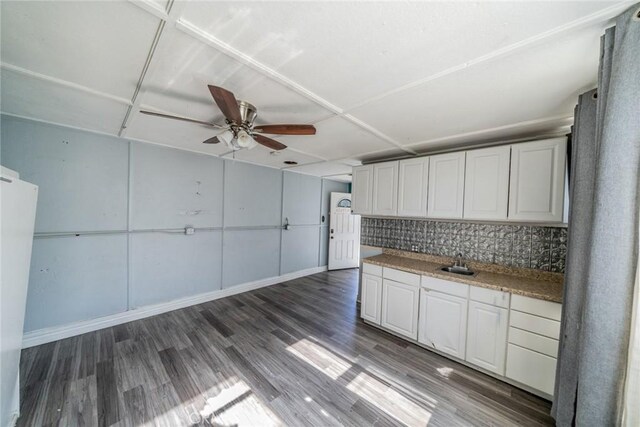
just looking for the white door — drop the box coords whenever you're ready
[466,301,509,375]
[1,169,38,426]
[508,137,567,222]
[418,289,468,359]
[463,146,511,220]
[427,152,465,219]
[360,273,383,324]
[381,279,419,339]
[372,161,399,216]
[398,157,429,217]
[328,192,360,270]
[351,165,373,215]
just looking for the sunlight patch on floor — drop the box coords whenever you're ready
[286,338,352,380]
[437,367,454,378]
[196,380,281,426]
[357,358,438,407]
[347,371,432,427]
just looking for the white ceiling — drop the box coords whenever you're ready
[0,0,632,180]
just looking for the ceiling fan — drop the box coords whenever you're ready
[140,85,316,151]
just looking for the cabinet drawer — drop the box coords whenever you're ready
[383,267,420,287]
[506,344,557,396]
[362,262,382,276]
[470,286,510,308]
[510,311,560,340]
[511,294,562,321]
[508,327,558,358]
[421,276,468,298]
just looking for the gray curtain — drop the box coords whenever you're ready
[552,4,640,426]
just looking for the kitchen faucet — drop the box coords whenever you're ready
[453,252,467,269]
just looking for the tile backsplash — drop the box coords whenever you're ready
[361,218,567,273]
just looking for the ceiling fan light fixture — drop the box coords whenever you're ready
[236,129,256,149]
[217,130,234,145]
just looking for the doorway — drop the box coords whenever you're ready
[328,192,360,270]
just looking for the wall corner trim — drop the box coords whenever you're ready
[21,265,328,349]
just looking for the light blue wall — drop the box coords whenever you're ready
[283,171,322,225]
[25,234,128,331]
[281,227,321,274]
[130,143,224,230]
[1,117,129,233]
[129,231,223,307]
[222,229,281,288]
[0,115,348,332]
[224,160,282,227]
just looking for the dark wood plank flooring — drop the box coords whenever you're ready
[18,269,554,426]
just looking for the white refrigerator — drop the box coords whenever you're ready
[0,166,38,427]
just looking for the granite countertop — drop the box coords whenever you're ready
[363,251,564,303]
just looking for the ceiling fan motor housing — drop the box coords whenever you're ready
[237,100,257,126]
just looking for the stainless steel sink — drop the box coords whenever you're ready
[440,266,476,276]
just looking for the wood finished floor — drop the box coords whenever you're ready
[18,269,554,426]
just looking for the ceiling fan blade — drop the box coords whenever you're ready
[253,124,316,135]
[203,136,221,144]
[253,134,287,151]
[208,85,243,124]
[140,110,221,127]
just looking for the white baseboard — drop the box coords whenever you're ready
[22,266,327,348]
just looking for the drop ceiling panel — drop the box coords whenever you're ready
[223,147,321,169]
[1,69,127,134]
[350,27,601,148]
[0,1,160,99]
[286,161,354,178]
[125,107,231,156]
[179,1,614,108]
[139,30,333,127]
[277,116,391,160]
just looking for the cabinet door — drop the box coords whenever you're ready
[508,138,567,222]
[397,157,429,217]
[466,301,508,375]
[427,152,465,219]
[381,279,419,339]
[352,165,373,215]
[463,146,510,220]
[372,161,399,216]
[418,289,467,358]
[360,273,383,324]
[506,344,557,396]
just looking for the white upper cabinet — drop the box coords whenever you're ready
[351,165,373,215]
[463,146,510,220]
[397,157,429,217]
[372,161,399,216]
[428,152,466,219]
[508,138,567,222]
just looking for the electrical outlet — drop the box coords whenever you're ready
[411,244,419,252]
[185,227,195,235]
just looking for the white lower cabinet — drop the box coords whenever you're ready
[381,279,419,339]
[466,301,508,375]
[506,294,561,397]
[360,267,562,399]
[360,273,383,325]
[506,344,557,396]
[418,289,467,359]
